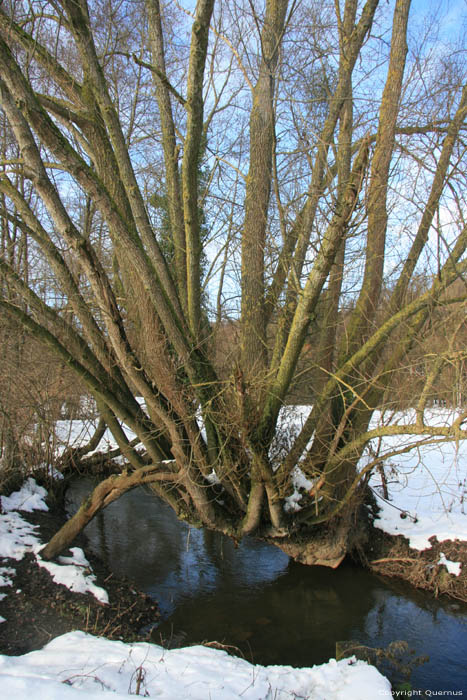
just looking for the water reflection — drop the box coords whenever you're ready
[157,561,382,668]
[67,478,467,692]
[67,479,289,613]
[358,588,467,690]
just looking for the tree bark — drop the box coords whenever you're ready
[241,0,289,387]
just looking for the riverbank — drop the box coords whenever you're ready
[0,500,160,656]
[365,525,467,603]
[0,478,392,699]
[1,473,465,660]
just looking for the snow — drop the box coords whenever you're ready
[0,567,14,590]
[284,465,315,512]
[438,552,462,576]
[278,406,466,561]
[0,630,390,700]
[366,410,467,556]
[1,477,48,513]
[55,420,120,456]
[36,547,109,605]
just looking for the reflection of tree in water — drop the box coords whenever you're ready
[158,562,380,668]
[67,479,190,590]
[94,510,107,564]
[201,528,289,590]
[67,477,467,688]
[67,479,292,601]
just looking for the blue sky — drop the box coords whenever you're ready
[410,0,466,42]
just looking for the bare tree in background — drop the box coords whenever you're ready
[0,0,466,565]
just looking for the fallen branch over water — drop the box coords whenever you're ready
[40,464,178,561]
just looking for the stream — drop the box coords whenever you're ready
[67,478,467,691]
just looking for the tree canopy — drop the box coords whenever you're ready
[0,0,466,566]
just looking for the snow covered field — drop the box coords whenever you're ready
[366,408,467,553]
[0,406,465,697]
[283,406,467,556]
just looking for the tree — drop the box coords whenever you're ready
[0,0,466,566]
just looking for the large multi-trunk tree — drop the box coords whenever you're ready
[0,0,466,566]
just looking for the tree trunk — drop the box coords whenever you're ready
[40,465,175,560]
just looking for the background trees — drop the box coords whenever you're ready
[0,0,465,565]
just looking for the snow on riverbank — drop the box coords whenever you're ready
[0,630,390,700]
[0,479,108,602]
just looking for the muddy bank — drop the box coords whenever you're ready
[363,524,467,603]
[0,501,160,656]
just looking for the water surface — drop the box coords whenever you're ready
[67,478,467,692]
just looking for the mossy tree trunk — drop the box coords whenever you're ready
[0,0,466,564]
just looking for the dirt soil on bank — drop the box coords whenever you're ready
[363,524,467,603]
[0,503,160,657]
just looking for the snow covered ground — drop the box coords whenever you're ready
[0,629,390,699]
[0,406,465,697]
[0,479,108,603]
[366,408,466,554]
[282,406,466,558]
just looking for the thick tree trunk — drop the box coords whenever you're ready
[241,0,289,385]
